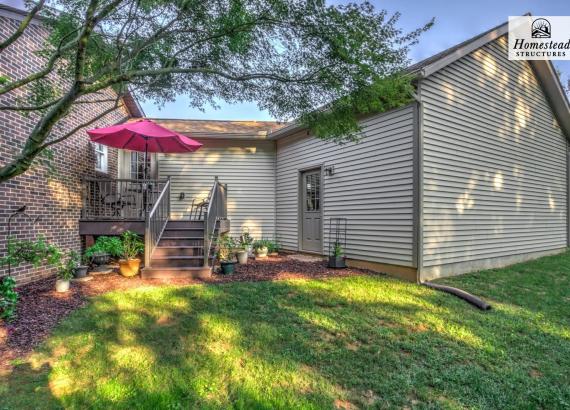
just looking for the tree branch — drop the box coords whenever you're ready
[0,28,80,95]
[0,0,46,52]
[0,97,122,111]
[37,99,123,151]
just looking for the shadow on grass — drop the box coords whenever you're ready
[1,270,569,409]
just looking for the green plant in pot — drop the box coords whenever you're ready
[328,241,346,269]
[56,251,77,293]
[235,245,248,265]
[118,231,144,277]
[85,236,122,265]
[252,239,270,258]
[267,240,280,257]
[216,234,237,274]
[70,250,89,279]
[239,229,254,257]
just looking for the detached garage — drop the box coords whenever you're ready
[150,20,570,281]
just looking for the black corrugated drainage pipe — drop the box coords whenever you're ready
[421,281,491,311]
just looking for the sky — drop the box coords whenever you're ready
[141,0,570,120]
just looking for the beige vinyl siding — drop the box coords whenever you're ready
[420,36,568,278]
[276,105,416,267]
[158,139,276,239]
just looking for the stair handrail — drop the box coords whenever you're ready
[144,177,171,267]
[203,176,227,267]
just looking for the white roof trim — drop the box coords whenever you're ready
[418,24,509,78]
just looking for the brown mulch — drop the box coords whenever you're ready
[0,256,374,370]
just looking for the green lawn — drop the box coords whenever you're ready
[2,253,570,409]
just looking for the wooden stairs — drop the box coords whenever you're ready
[141,220,215,279]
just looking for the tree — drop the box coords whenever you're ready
[0,0,432,183]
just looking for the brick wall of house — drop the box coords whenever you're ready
[0,14,132,284]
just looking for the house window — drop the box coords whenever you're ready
[94,143,108,173]
[130,152,151,180]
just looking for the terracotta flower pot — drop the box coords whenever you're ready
[119,258,141,277]
[55,279,70,293]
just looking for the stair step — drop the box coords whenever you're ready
[141,266,212,279]
[159,237,204,247]
[153,246,205,257]
[166,220,204,229]
[162,229,204,238]
[151,256,212,268]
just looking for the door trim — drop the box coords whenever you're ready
[298,165,324,254]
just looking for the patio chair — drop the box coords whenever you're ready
[93,180,137,218]
[190,198,209,220]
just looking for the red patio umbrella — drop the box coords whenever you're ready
[87,119,202,179]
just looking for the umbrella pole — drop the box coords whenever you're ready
[143,138,148,217]
[144,138,148,180]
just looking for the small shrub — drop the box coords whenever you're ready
[239,230,254,248]
[332,242,344,257]
[120,231,144,260]
[0,236,62,268]
[216,234,237,262]
[0,276,18,322]
[57,251,77,281]
[85,236,123,259]
[253,239,279,253]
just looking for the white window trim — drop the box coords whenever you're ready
[94,143,108,173]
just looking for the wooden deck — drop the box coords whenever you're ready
[79,218,146,236]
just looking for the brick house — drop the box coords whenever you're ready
[0,5,142,284]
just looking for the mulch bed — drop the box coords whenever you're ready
[1,256,374,370]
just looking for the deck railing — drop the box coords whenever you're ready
[81,178,168,220]
[145,177,171,267]
[203,177,228,267]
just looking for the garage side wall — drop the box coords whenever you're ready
[276,105,416,268]
[419,36,568,280]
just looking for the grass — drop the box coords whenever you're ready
[1,252,570,409]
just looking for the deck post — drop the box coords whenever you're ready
[203,210,209,267]
[144,212,151,267]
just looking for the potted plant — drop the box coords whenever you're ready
[239,229,254,256]
[56,252,76,292]
[118,231,144,277]
[85,236,122,265]
[253,239,269,258]
[73,252,90,279]
[267,240,280,257]
[328,242,346,268]
[216,234,237,274]
[235,246,248,265]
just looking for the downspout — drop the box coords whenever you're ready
[413,79,491,311]
[411,81,424,284]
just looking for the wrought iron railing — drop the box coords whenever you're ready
[203,177,227,267]
[144,177,171,267]
[81,178,167,220]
